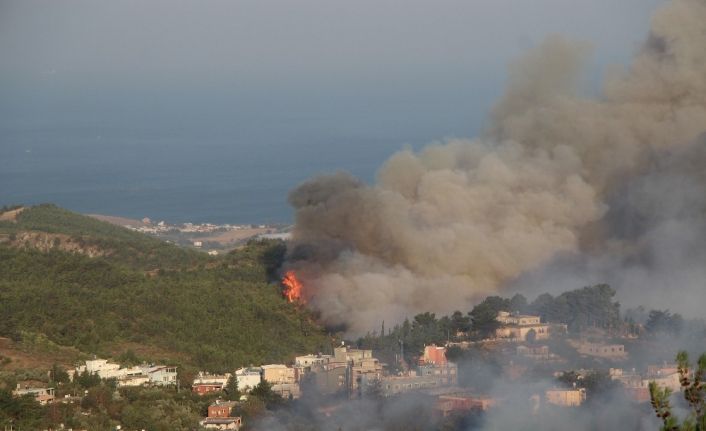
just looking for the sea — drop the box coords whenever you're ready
[0,120,481,225]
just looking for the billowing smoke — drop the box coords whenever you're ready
[286,0,706,335]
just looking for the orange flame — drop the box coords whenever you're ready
[282,270,304,303]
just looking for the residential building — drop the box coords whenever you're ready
[311,363,348,395]
[381,373,452,396]
[199,417,242,430]
[350,357,383,393]
[193,373,230,395]
[545,388,586,406]
[80,359,120,377]
[333,345,373,363]
[517,345,551,360]
[261,364,296,385]
[74,359,175,387]
[643,366,681,392]
[235,367,261,393]
[434,394,496,417]
[295,354,332,367]
[417,363,458,386]
[117,375,150,387]
[576,342,627,359]
[272,382,301,399]
[497,312,541,326]
[13,386,55,405]
[142,365,178,386]
[208,400,238,418]
[609,368,643,387]
[422,345,448,365]
[495,311,550,341]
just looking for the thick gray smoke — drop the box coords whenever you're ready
[287,0,706,335]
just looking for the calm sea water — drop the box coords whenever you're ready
[0,126,457,225]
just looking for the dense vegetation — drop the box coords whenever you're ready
[0,204,209,270]
[356,284,623,366]
[0,205,331,371]
[0,374,278,430]
[650,351,706,431]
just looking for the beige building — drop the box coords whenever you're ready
[545,388,586,406]
[261,364,296,385]
[643,364,682,392]
[496,312,549,341]
[576,342,627,359]
[295,354,332,367]
[334,346,373,362]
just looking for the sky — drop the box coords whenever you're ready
[0,0,667,222]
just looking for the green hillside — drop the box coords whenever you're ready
[0,205,331,372]
[0,204,209,269]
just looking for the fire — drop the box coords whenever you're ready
[282,270,304,303]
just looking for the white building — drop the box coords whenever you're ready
[142,365,178,386]
[117,375,151,387]
[76,359,144,384]
[75,359,178,387]
[295,354,332,367]
[193,372,231,387]
[235,367,261,392]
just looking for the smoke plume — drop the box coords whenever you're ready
[287,0,706,335]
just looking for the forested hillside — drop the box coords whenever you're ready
[0,205,331,371]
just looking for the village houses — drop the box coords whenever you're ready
[72,358,177,388]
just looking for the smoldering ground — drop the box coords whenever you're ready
[285,0,706,335]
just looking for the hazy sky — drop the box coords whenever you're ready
[1,0,665,137]
[0,0,667,222]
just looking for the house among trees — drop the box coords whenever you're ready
[12,385,55,405]
[193,372,231,395]
[495,311,550,341]
[200,399,242,430]
[422,344,448,365]
[235,367,261,393]
[72,359,177,388]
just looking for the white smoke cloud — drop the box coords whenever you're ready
[287,0,706,335]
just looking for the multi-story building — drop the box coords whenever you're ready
[496,312,550,341]
[235,367,261,393]
[422,345,448,365]
[208,400,238,418]
[310,363,348,395]
[142,365,178,386]
[294,354,332,367]
[381,373,453,396]
[516,345,551,360]
[201,402,242,430]
[643,365,681,392]
[545,388,586,406]
[74,359,176,387]
[192,373,230,395]
[576,342,627,360]
[417,363,458,386]
[261,364,296,385]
